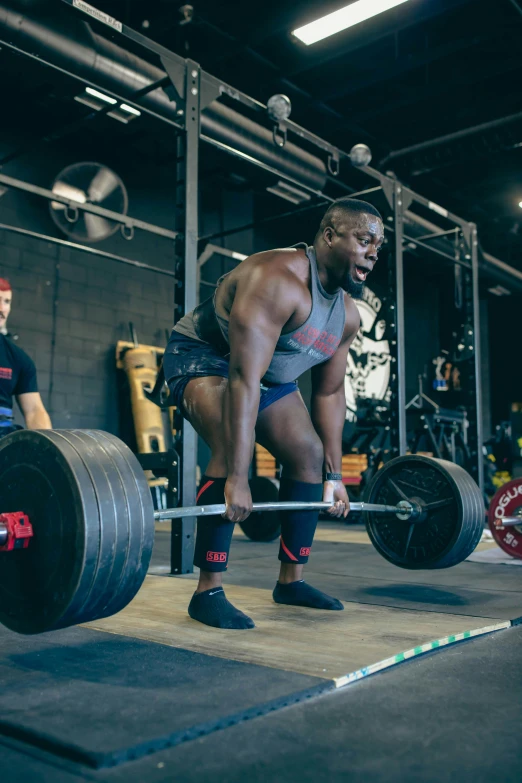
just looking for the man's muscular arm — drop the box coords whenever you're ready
[17,392,52,429]
[310,299,360,517]
[224,263,300,522]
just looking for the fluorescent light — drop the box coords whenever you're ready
[120,103,142,116]
[293,0,411,45]
[519,201,522,209]
[488,286,511,296]
[85,87,117,105]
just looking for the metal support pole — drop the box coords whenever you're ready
[393,182,408,455]
[171,61,200,575]
[471,224,484,493]
[0,224,176,277]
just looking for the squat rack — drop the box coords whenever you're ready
[0,0,493,573]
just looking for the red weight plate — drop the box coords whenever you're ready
[488,478,522,560]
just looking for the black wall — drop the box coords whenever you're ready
[0,144,254,437]
[488,294,522,426]
[1,229,175,430]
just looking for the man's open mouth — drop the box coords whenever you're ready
[354,265,369,282]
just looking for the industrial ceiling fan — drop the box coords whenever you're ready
[50,161,128,243]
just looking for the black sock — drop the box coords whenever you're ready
[188,588,255,629]
[273,580,344,611]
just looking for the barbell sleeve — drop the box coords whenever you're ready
[153,501,409,522]
[0,523,7,547]
[493,517,522,527]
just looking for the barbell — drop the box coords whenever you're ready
[0,429,485,635]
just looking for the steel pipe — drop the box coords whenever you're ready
[0,223,176,277]
[0,173,179,240]
[0,2,327,192]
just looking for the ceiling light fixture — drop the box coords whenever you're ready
[488,285,511,296]
[292,0,411,45]
[518,201,522,209]
[120,104,142,116]
[85,87,117,105]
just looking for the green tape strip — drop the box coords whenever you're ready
[334,621,511,689]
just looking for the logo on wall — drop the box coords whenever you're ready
[344,287,391,422]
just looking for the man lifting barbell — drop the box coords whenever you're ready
[0,199,486,638]
[163,198,384,629]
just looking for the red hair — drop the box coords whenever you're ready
[0,278,11,292]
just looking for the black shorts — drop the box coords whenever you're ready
[163,332,298,417]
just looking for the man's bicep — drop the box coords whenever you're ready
[227,272,297,379]
[230,268,297,331]
[227,301,283,381]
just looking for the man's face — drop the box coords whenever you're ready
[0,289,12,330]
[324,212,384,298]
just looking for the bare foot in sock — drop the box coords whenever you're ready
[188,588,255,629]
[273,580,343,610]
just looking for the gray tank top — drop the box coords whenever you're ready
[174,243,346,384]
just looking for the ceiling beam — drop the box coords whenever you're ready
[383,109,522,166]
[348,55,522,128]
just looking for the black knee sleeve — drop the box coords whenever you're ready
[193,476,234,572]
[278,478,322,564]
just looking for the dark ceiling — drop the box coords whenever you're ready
[94,0,522,266]
[2,0,522,266]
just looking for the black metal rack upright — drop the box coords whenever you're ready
[169,60,201,573]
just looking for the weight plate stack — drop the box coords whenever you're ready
[0,430,103,633]
[72,430,155,620]
[0,429,154,634]
[364,454,484,569]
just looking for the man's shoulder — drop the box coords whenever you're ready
[247,246,309,284]
[247,245,305,263]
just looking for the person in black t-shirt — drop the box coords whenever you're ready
[0,278,51,437]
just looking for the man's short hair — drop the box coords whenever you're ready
[319,197,383,234]
[0,277,11,292]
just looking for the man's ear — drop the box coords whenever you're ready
[323,226,334,247]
